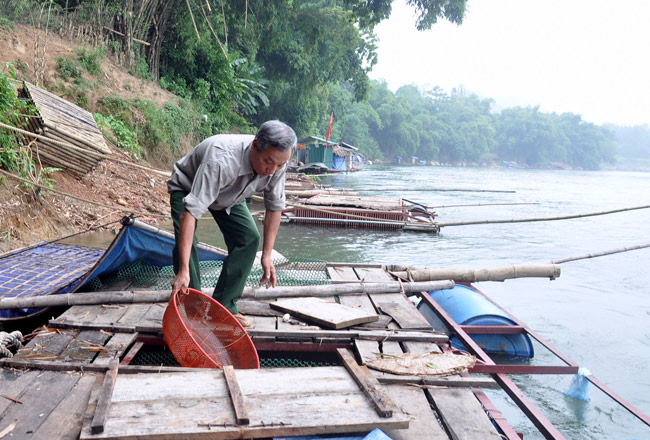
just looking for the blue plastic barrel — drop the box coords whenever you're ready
[418,284,534,358]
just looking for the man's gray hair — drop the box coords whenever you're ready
[255,120,297,152]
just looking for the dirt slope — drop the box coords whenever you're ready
[0,23,176,253]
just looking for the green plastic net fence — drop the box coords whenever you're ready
[87,257,330,291]
[129,345,342,368]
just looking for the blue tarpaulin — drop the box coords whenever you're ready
[0,222,225,319]
[0,242,105,318]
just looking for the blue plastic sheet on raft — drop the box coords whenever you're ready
[0,223,225,319]
[275,428,392,440]
[564,367,592,402]
[0,242,105,319]
[86,223,223,283]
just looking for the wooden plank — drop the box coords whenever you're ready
[223,366,250,425]
[402,339,442,354]
[59,330,111,363]
[120,341,144,366]
[135,302,166,330]
[270,297,379,329]
[338,292,376,312]
[94,333,138,366]
[327,266,360,283]
[354,339,381,365]
[238,299,282,316]
[354,267,394,282]
[80,367,409,439]
[51,304,105,325]
[305,194,403,210]
[384,384,449,440]
[31,374,97,440]
[378,376,498,389]
[369,293,431,329]
[80,375,105,440]
[51,304,139,332]
[91,358,119,434]
[337,348,397,418]
[0,369,39,415]
[352,314,393,329]
[382,340,404,357]
[14,330,76,359]
[0,358,189,373]
[427,388,501,440]
[116,303,154,325]
[0,370,80,437]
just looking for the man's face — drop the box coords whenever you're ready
[250,140,292,176]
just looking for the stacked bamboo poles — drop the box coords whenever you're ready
[18,82,110,178]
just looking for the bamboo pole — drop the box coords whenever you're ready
[551,242,650,264]
[185,0,201,41]
[432,202,540,209]
[389,264,561,282]
[436,205,650,228]
[43,121,111,154]
[353,187,516,193]
[285,189,360,197]
[0,280,455,310]
[0,121,171,177]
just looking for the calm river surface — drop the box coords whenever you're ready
[92,165,650,439]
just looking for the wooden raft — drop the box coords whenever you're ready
[77,367,408,439]
[0,264,504,440]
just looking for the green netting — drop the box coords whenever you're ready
[87,257,330,291]
[130,345,341,368]
[130,345,180,366]
[260,354,341,368]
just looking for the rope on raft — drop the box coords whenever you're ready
[0,331,23,359]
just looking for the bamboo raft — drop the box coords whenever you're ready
[265,194,440,232]
[0,264,506,440]
[17,82,110,178]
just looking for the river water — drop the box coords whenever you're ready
[86,165,650,439]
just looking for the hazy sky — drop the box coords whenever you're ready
[369,0,650,126]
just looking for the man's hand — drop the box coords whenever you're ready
[259,255,277,289]
[259,209,282,289]
[171,269,190,293]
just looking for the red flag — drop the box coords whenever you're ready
[326,112,334,141]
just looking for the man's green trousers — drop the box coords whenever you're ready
[170,191,260,314]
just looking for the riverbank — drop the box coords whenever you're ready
[1,22,177,254]
[0,157,171,254]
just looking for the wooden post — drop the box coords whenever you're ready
[91,357,119,434]
[223,366,250,425]
[337,348,397,418]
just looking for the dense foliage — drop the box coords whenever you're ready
[0,63,59,188]
[1,0,642,170]
[325,81,617,170]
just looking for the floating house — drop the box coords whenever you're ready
[296,136,361,173]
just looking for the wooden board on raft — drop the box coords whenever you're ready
[270,297,379,329]
[79,367,409,439]
[303,195,404,211]
[0,369,95,439]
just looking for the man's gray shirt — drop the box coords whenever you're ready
[167,134,286,219]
